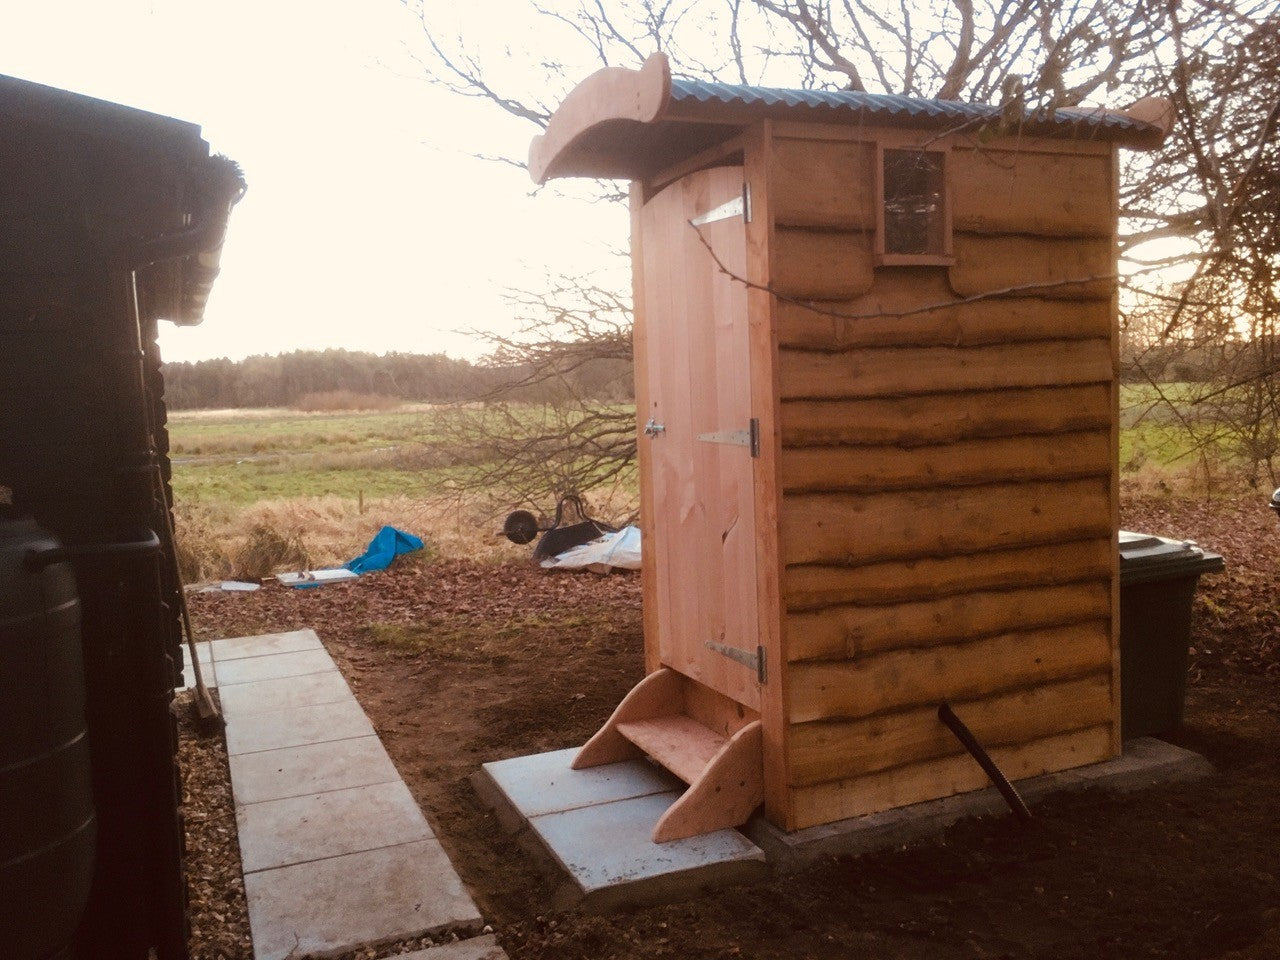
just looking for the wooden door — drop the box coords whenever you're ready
[638,166,761,711]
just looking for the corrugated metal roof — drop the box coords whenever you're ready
[668,77,1160,143]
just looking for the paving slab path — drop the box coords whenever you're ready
[205,629,495,960]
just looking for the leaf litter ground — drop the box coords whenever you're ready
[182,496,1280,959]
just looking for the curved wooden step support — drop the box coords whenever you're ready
[651,720,764,843]
[572,667,683,769]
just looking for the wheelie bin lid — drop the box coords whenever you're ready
[1119,530,1225,585]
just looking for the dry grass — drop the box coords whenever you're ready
[292,390,402,412]
[172,483,638,583]
[1118,450,1265,499]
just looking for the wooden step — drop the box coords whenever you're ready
[573,668,765,842]
[616,715,727,785]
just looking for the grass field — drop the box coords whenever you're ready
[167,403,639,580]
[167,387,1241,581]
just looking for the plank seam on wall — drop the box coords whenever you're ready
[947,233,1115,301]
[776,310,1112,351]
[803,620,1111,677]
[779,429,1111,493]
[771,225,874,301]
[777,339,1113,401]
[779,383,1111,449]
[782,477,1111,566]
[782,536,1114,615]
[777,338,1111,358]
[788,723,1113,829]
[780,426,1107,450]
[790,701,1112,789]
[780,427,1111,451]
[786,580,1112,662]
[791,670,1113,732]
[786,618,1112,723]
[784,572,1110,615]
[787,670,1113,786]
[781,530,1113,570]
[784,532,1110,570]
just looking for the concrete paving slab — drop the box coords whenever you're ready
[475,748,680,832]
[528,792,767,912]
[225,698,375,756]
[211,628,325,662]
[398,935,508,959]
[184,641,213,664]
[215,648,337,687]
[747,737,1214,872]
[237,780,434,874]
[243,839,481,960]
[179,643,215,691]
[229,735,399,805]
[218,671,354,719]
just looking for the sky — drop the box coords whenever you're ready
[0,0,628,362]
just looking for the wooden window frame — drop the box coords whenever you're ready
[874,142,955,267]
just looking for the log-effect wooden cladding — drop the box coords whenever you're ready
[767,131,1119,830]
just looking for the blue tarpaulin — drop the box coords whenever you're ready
[345,525,424,574]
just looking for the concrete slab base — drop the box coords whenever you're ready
[399,934,508,959]
[474,749,767,912]
[746,737,1214,872]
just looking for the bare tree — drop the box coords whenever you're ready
[408,0,1280,496]
[437,275,638,508]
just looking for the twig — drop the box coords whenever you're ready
[687,219,1116,324]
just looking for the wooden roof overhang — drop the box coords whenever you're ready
[0,73,244,327]
[529,53,1173,184]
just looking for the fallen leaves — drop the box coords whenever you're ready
[1123,494,1280,675]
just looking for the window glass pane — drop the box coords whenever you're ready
[883,149,946,255]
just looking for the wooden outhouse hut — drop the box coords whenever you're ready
[531,54,1172,839]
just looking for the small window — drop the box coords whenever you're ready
[876,147,952,265]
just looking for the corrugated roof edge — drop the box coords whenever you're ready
[530,53,1172,183]
[668,77,1168,145]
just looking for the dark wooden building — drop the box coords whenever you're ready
[1,74,242,958]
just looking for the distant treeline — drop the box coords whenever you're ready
[161,348,632,409]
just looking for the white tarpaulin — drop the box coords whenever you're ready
[278,568,361,588]
[541,525,641,573]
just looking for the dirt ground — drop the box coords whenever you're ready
[187,494,1280,960]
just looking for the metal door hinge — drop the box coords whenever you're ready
[705,640,767,684]
[695,418,760,457]
[690,184,752,227]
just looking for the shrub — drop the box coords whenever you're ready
[233,523,311,579]
[174,504,231,583]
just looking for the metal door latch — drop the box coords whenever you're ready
[705,640,767,684]
[643,418,666,438]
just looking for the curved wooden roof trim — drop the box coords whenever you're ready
[528,53,672,184]
[1119,96,1176,140]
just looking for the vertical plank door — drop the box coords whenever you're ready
[638,165,761,712]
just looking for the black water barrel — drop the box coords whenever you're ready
[0,511,96,960]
